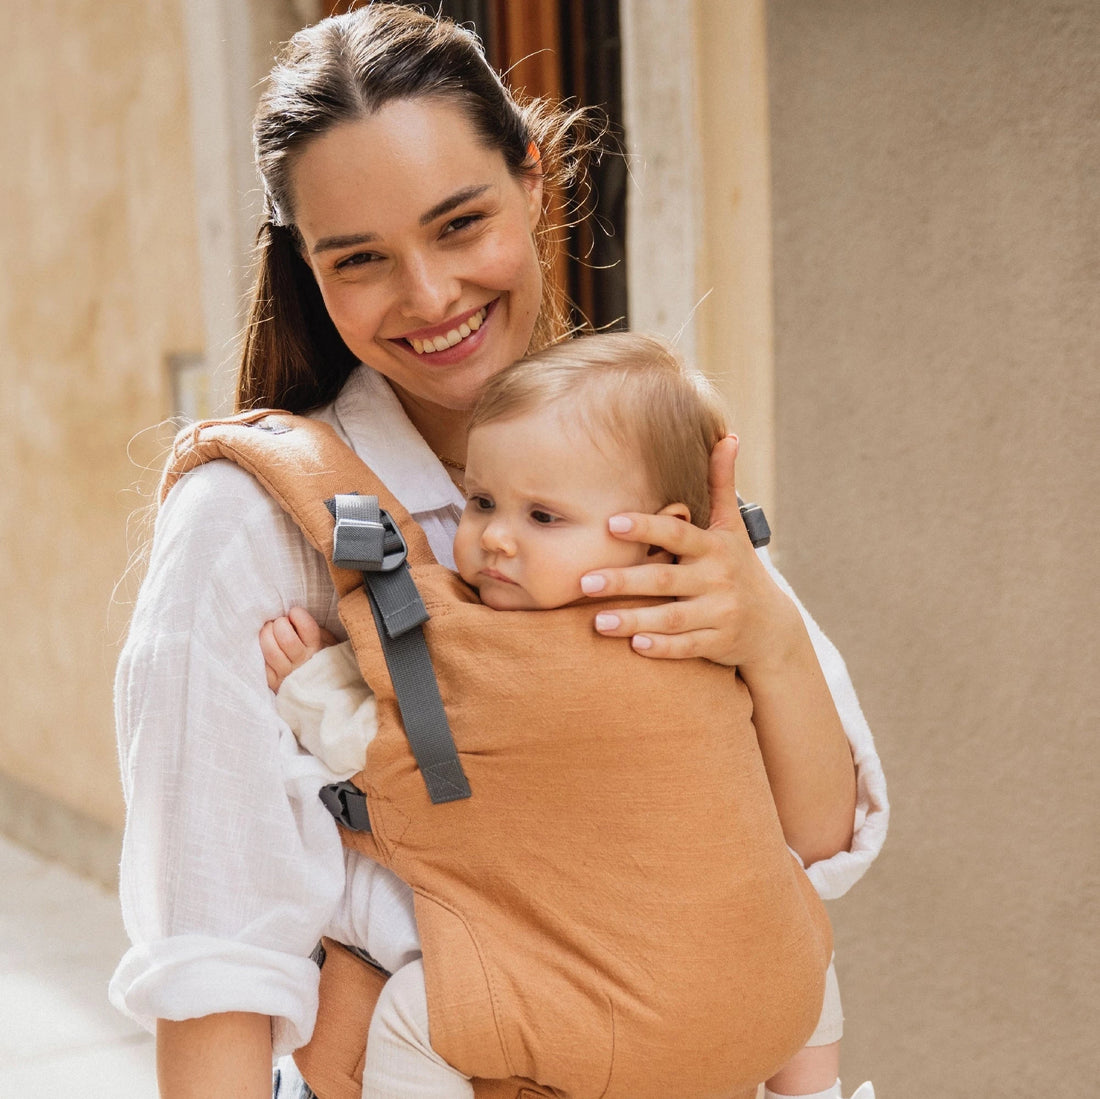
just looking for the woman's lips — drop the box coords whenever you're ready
[391,301,497,366]
[407,305,487,354]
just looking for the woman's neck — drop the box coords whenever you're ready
[389,381,470,467]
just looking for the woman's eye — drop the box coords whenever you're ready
[530,509,557,525]
[443,213,484,236]
[334,251,382,271]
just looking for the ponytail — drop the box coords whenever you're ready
[236,221,358,412]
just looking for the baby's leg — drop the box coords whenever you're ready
[364,957,474,1099]
[763,1042,839,1099]
[764,956,844,1098]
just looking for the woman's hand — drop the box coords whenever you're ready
[583,434,857,862]
[581,435,804,670]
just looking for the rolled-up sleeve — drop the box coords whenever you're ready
[759,548,890,900]
[109,460,354,1055]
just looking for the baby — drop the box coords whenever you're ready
[262,333,871,1099]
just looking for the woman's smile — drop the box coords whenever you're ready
[394,302,494,362]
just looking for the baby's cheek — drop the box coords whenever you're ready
[452,525,477,583]
[608,536,654,569]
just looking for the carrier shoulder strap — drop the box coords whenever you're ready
[162,409,436,588]
[162,409,471,808]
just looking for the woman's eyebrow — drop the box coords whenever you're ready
[311,231,378,255]
[419,184,491,226]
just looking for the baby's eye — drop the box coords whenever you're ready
[469,495,494,511]
[530,509,557,525]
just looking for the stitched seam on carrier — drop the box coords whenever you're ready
[413,885,516,1078]
[596,992,616,1099]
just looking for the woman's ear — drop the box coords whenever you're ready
[645,502,692,559]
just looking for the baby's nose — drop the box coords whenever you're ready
[481,521,516,556]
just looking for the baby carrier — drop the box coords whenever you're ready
[164,410,833,1099]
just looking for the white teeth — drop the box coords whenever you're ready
[409,307,487,354]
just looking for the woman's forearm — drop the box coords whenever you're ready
[741,616,857,866]
[157,1012,273,1098]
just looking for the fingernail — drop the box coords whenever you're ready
[595,612,620,632]
[581,574,606,594]
[631,635,653,651]
[608,515,632,533]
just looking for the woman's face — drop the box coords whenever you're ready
[290,98,544,418]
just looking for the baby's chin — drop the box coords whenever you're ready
[475,584,536,612]
[475,583,574,612]
[484,592,594,613]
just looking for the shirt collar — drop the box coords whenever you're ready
[325,364,465,516]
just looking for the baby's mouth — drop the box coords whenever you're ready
[407,307,487,355]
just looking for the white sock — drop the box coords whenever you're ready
[764,1079,841,1099]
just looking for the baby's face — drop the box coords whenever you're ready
[454,406,664,610]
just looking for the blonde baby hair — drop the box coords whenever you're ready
[469,332,728,528]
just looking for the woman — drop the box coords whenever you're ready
[110,6,886,1097]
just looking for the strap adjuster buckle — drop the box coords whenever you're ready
[319,779,372,832]
[736,495,772,549]
[329,495,408,572]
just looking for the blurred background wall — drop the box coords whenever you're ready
[1,1,1094,1095]
[766,1,1098,1094]
[1,0,205,881]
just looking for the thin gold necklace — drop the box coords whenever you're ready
[437,454,466,493]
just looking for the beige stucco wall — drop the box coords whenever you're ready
[5,4,1095,1089]
[0,2,203,844]
[767,1,1098,1093]
[622,0,778,511]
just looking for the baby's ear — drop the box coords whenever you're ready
[657,501,692,523]
[645,502,692,559]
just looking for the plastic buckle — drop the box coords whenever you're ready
[739,501,771,549]
[319,780,372,832]
[374,510,409,572]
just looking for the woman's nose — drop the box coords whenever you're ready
[399,251,461,324]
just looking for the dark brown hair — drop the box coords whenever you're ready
[238,3,602,413]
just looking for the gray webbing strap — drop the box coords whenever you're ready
[361,577,472,804]
[323,494,471,821]
[331,494,385,571]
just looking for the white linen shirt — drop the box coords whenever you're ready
[109,364,888,1055]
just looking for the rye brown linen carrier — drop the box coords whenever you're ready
[163,411,833,1099]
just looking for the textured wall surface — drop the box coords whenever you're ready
[0,1,203,832]
[768,2,1098,1093]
